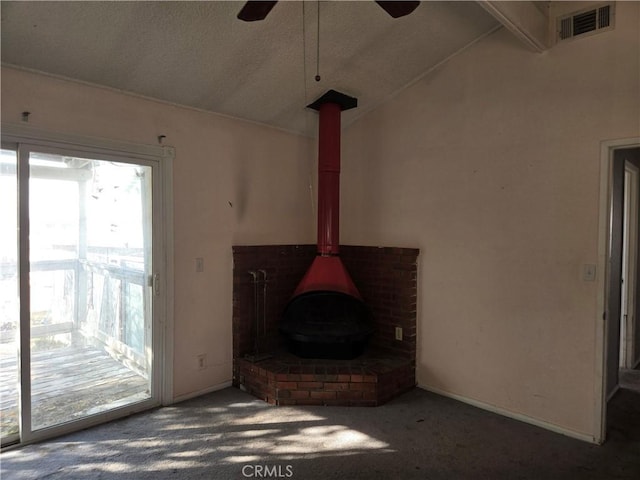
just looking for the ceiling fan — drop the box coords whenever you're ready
[237,1,420,22]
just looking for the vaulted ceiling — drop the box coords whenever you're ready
[0,1,547,136]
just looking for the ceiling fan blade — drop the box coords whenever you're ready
[237,1,278,22]
[375,1,420,18]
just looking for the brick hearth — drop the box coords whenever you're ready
[232,244,418,406]
[235,352,414,406]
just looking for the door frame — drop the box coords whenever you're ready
[620,162,639,369]
[595,137,640,444]
[0,123,174,447]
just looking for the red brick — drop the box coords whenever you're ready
[337,391,362,400]
[294,398,323,406]
[277,381,297,390]
[323,382,350,391]
[320,399,350,407]
[349,382,376,392]
[311,391,337,400]
[290,390,310,399]
[297,381,323,390]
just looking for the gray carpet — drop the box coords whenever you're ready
[1,385,639,480]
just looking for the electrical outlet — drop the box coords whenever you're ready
[395,326,403,341]
[197,354,207,370]
[196,257,204,273]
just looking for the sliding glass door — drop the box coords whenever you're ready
[0,148,19,445]
[1,139,166,446]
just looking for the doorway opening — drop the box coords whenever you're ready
[598,141,640,444]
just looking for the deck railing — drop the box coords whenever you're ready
[0,250,147,371]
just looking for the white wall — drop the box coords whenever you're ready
[1,67,315,399]
[341,1,639,439]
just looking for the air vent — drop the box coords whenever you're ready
[558,3,614,41]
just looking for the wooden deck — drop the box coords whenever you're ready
[0,344,149,436]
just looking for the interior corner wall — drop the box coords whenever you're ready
[0,67,316,400]
[340,1,640,439]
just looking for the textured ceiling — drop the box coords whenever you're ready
[1,1,499,136]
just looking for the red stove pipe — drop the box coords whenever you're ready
[282,90,372,360]
[292,90,361,299]
[317,102,342,255]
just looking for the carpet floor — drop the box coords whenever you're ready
[1,383,639,480]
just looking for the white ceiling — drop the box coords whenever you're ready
[1,1,502,136]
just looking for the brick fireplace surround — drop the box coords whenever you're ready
[232,245,418,406]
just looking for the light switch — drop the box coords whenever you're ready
[583,264,596,282]
[196,257,204,273]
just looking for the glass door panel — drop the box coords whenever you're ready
[0,148,19,444]
[28,152,153,431]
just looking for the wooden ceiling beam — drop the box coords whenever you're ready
[477,1,549,53]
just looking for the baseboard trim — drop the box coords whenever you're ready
[172,381,233,404]
[417,384,597,444]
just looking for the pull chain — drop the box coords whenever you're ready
[315,0,321,82]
